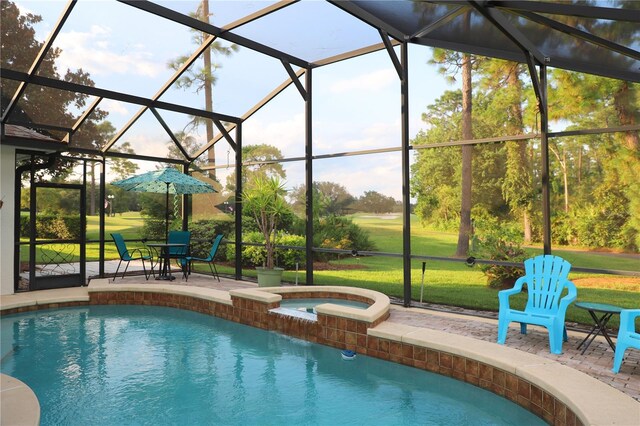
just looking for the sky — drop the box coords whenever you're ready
[13,0,453,200]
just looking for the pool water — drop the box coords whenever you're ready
[1,306,544,426]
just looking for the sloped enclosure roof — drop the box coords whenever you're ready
[1,0,639,156]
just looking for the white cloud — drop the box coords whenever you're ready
[316,162,402,200]
[14,1,35,16]
[102,100,129,115]
[118,133,168,159]
[329,69,396,94]
[242,113,305,154]
[312,117,400,154]
[240,113,403,199]
[54,25,161,77]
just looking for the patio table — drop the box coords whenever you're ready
[147,243,186,281]
[575,301,623,355]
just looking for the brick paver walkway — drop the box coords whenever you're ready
[387,305,640,402]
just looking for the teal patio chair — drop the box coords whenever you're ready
[497,255,577,354]
[167,230,191,272]
[612,309,640,373]
[184,234,223,282]
[111,233,154,281]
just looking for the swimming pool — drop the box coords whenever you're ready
[1,305,544,425]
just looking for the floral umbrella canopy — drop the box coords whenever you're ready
[112,167,215,241]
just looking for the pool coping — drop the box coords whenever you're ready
[0,374,40,426]
[1,283,638,426]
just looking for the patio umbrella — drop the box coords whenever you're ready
[112,167,215,241]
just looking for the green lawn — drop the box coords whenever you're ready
[21,212,148,262]
[23,211,639,327]
[320,214,639,327]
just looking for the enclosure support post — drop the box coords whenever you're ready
[28,157,36,287]
[539,65,551,254]
[99,157,106,278]
[80,160,87,284]
[182,163,189,231]
[401,41,412,307]
[235,123,243,281]
[305,67,314,286]
[14,154,26,292]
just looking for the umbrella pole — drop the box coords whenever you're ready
[165,182,170,243]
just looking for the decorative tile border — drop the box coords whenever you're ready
[363,335,581,426]
[1,301,88,315]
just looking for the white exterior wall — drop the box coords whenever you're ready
[0,145,16,295]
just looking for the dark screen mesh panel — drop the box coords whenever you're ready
[351,0,639,82]
[352,1,462,36]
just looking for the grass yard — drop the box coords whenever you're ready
[21,212,148,263]
[87,212,148,260]
[309,214,640,327]
[23,211,639,327]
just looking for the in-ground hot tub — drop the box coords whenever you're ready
[232,286,387,323]
[278,297,369,317]
[281,298,369,312]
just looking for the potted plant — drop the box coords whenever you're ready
[242,175,290,286]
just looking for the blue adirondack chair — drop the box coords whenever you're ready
[497,255,577,354]
[184,234,223,282]
[111,233,154,281]
[612,309,640,373]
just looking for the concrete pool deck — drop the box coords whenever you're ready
[1,275,638,425]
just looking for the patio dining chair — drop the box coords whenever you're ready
[184,234,223,282]
[612,309,640,373]
[111,233,154,281]
[497,254,577,354]
[167,230,191,273]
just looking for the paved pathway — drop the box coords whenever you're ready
[387,305,639,402]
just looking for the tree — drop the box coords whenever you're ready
[550,70,640,249]
[545,6,639,248]
[242,176,291,270]
[353,191,398,214]
[109,141,139,181]
[478,60,535,242]
[167,0,238,181]
[2,0,111,209]
[225,144,285,193]
[166,131,208,169]
[290,181,355,218]
[430,13,476,256]
[2,2,106,129]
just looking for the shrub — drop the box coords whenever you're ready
[276,233,306,268]
[20,215,28,238]
[189,219,234,260]
[226,232,305,270]
[142,219,166,240]
[472,218,527,289]
[313,216,376,261]
[21,215,82,239]
[551,211,578,246]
